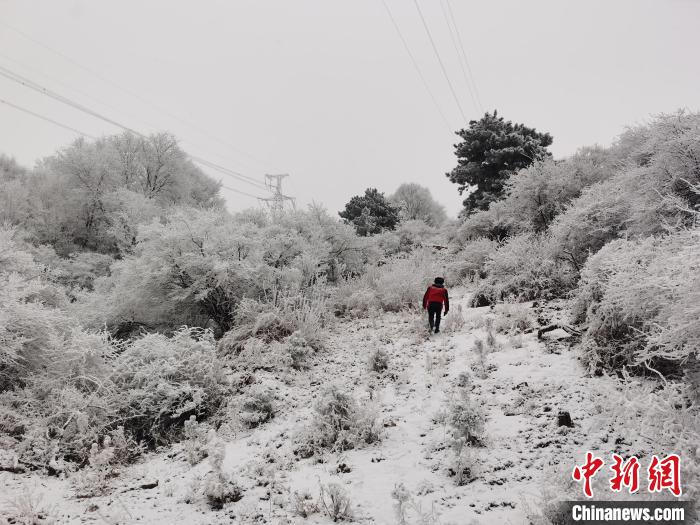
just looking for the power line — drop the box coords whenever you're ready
[0,64,143,136]
[220,183,265,200]
[439,0,480,114]
[0,97,96,139]
[0,64,271,192]
[0,95,264,201]
[412,0,468,123]
[445,0,484,113]
[189,156,269,191]
[0,51,159,135]
[0,20,274,173]
[380,0,453,133]
[0,51,273,179]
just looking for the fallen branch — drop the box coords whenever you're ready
[537,324,581,339]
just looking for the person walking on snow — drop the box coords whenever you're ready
[423,277,449,334]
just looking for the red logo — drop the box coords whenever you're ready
[572,452,605,498]
[609,454,640,493]
[573,453,682,498]
[648,454,682,497]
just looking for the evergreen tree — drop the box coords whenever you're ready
[339,188,400,236]
[447,111,553,214]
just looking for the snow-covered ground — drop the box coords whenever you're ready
[0,291,639,524]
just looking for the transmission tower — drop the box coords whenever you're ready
[259,173,296,214]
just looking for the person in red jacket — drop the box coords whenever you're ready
[422,277,449,334]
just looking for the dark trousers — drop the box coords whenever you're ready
[428,302,443,331]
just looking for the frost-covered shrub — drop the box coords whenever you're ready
[493,305,533,335]
[291,490,319,518]
[592,377,700,504]
[2,326,228,469]
[319,482,352,522]
[391,482,441,524]
[71,427,141,497]
[548,113,700,274]
[447,389,485,446]
[218,293,328,356]
[295,385,381,457]
[449,436,479,486]
[72,438,118,496]
[472,233,575,305]
[441,304,466,333]
[573,229,699,375]
[0,275,74,389]
[183,416,211,465]
[32,248,113,293]
[203,438,243,509]
[239,386,276,428]
[335,249,439,316]
[334,288,378,317]
[3,490,57,525]
[453,206,510,244]
[110,328,228,444]
[368,347,389,373]
[284,332,314,370]
[377,219,438,255]
[448,238,498,284]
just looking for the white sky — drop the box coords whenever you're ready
[1,0,699,217]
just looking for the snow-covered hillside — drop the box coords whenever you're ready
[4,290,678,524]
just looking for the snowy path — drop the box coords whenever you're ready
[0,290,621,524]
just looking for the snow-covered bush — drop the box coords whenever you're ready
[449,436,479,486]
[572,229,699,375]
[368,347,389,373]
[291,490,319,517]
[3,490,57,525]
[239,386,276,428]
[447,388,485,446]
[203,437,243,509]
[183,416,211,465]
[110,328,228,445]
[218,292,329,356]
[377,219,438,255]
[335,249,439,315]
[447,238,498,284]
[549,112,699,275]
[472,233,575,305]
[391,482,441,524]
[295,385,381,457]
[493,305,533,335]
[2,326,228,469]
[441,304,465,333]
[591,376,700,504]
[319,482,353,522]
[72,438,118,496]
[284,332,314,370]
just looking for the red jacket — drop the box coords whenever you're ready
[423,285,449,312]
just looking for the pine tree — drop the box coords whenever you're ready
[338,188,400,236]
[447,111,553,214]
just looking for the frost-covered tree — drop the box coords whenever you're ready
[390,183,447,226]
[3,132,223,256]
[447,111,553,214]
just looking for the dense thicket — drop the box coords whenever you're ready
[452,111,700,376]
[0,132,445,470]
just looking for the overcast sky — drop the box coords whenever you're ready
[1,0,699,217]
